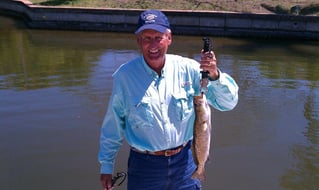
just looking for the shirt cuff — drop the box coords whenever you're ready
[100,163,114,174]
[209,70,227,87]
[208,69,220,81]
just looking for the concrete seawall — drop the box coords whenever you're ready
[0,0,318,40]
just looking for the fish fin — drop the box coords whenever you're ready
[207,154,212,164]
[191,145,199,165]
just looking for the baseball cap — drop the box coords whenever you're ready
[135,9,170,34]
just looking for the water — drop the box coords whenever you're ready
[1,15,319,190]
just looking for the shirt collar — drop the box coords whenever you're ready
[141,55,166,78]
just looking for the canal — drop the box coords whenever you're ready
[0,15,318,190]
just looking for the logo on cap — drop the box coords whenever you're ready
[135,10,170,34]
[144,14,157,24]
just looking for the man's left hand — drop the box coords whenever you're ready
[200,50,219,80]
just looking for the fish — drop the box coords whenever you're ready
[191,92,211,181]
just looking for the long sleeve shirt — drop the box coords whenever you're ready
[98,54,239,174]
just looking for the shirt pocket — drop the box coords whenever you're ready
[128,96,154,128]
[171,92,193,121]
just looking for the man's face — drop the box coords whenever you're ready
[136,29,172,67]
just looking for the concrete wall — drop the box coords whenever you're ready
[0,0,318,40]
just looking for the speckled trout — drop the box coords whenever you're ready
[191,92,211,181]
[191,37,213,181]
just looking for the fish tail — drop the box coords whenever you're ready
[191,167,206,181]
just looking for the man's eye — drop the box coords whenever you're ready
[142,37,151,42]
[141,36,164,43]
[155,37,163,41]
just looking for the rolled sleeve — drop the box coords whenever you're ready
[207,71,239,111]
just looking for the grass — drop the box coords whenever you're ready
[29,0,319,15]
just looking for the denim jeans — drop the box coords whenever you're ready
[127,142,202,190]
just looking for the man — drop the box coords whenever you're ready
[99,9,238,190]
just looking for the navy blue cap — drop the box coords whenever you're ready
[135,10,170,34]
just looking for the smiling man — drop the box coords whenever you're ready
[98,9,238,190]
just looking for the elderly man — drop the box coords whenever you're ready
[98,9,238,190]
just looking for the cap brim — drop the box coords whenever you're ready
[135,24,168,34]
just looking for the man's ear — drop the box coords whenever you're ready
[167,33,172,45]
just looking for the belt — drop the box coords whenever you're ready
[131,141,189,157]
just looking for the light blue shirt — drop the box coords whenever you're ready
[98,54,238,174]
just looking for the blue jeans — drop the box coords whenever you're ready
[127,142,202,190]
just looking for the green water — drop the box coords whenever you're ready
[1,15,319,190]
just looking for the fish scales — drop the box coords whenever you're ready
[191,92,211,181]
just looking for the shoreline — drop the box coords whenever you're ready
[0,0,318,40]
